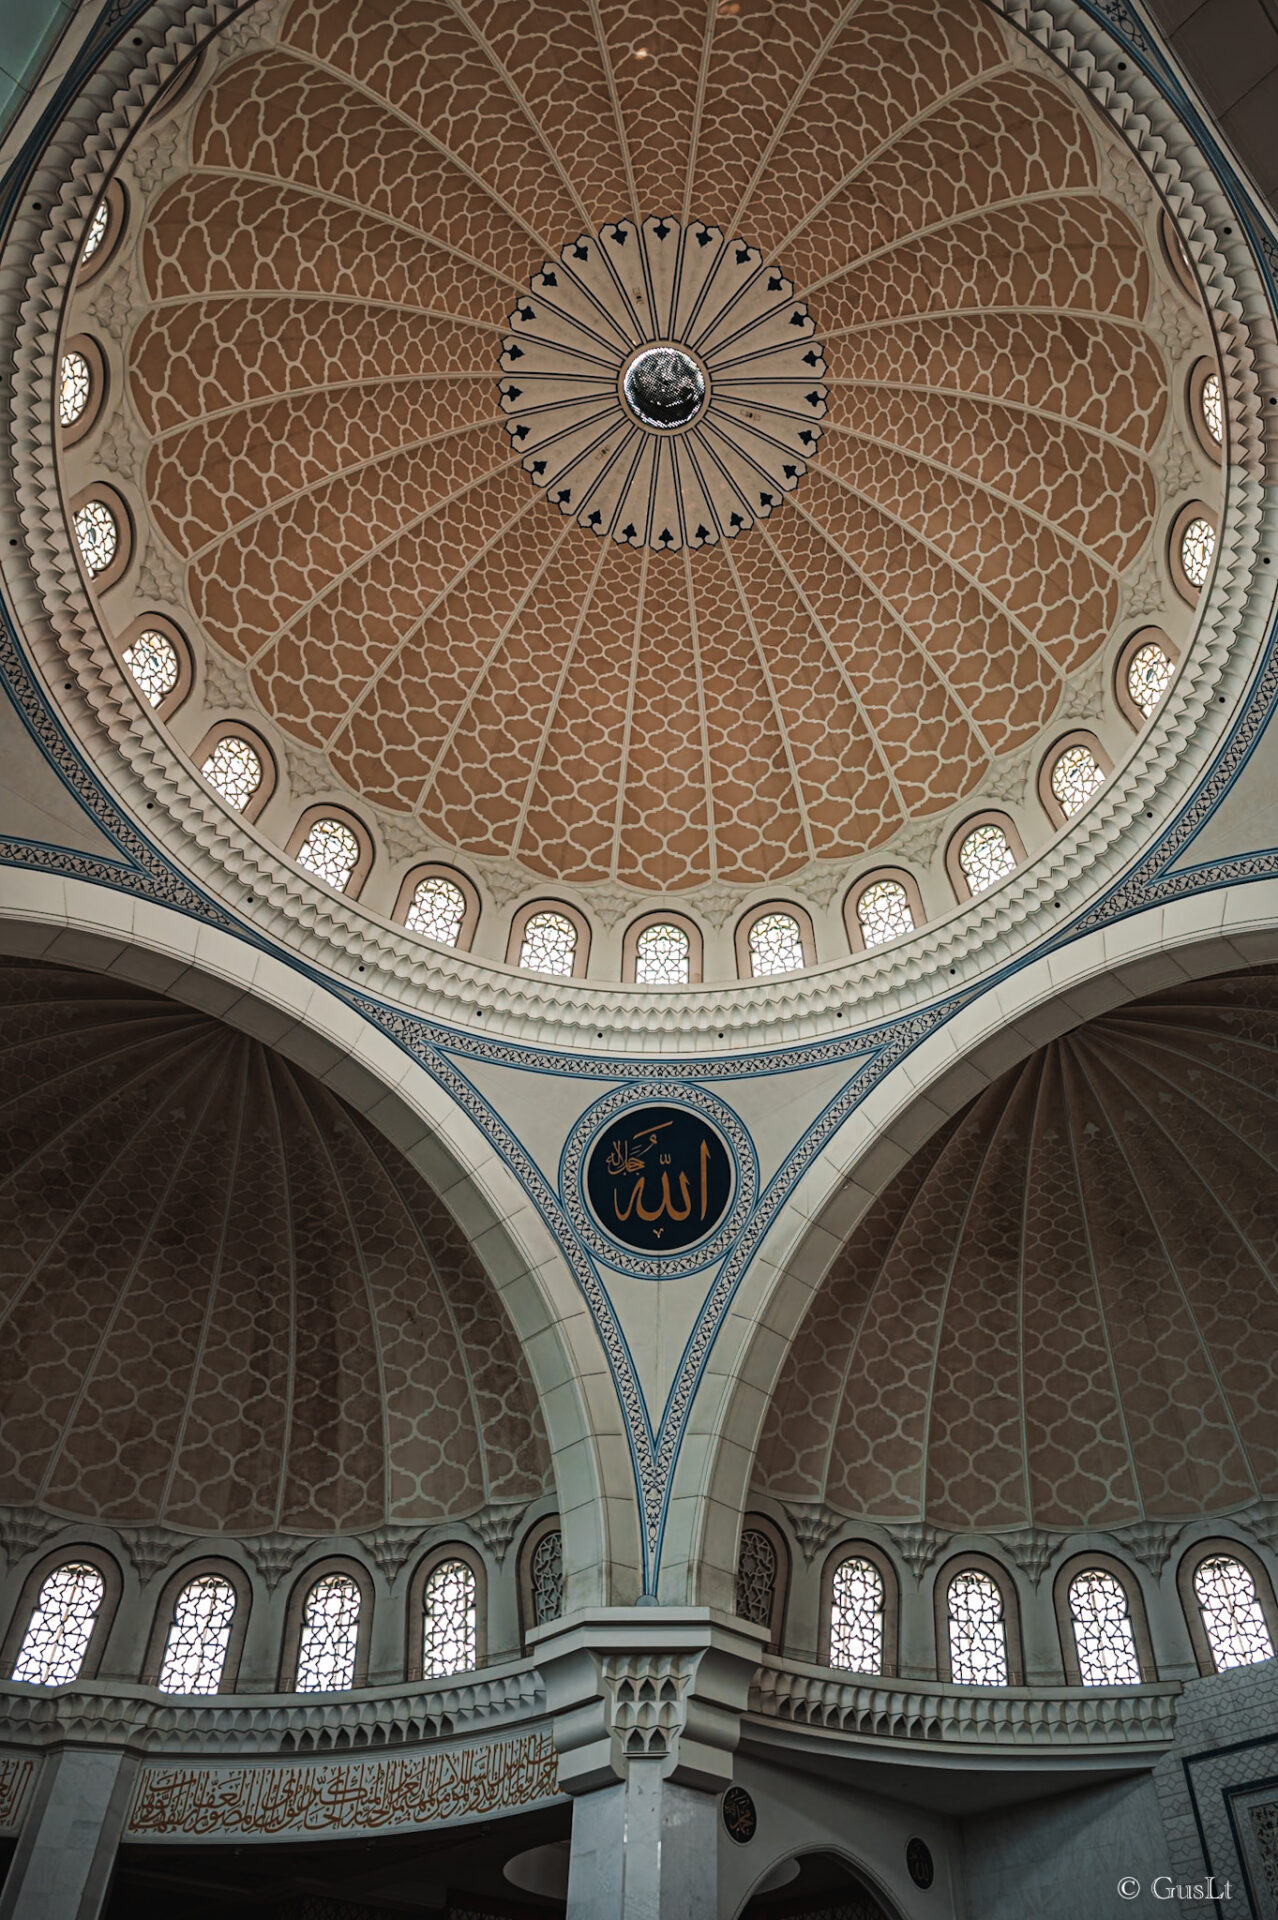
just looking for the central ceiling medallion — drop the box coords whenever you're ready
[500,218,826,554]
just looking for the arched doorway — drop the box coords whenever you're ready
[741,1849,898,1919]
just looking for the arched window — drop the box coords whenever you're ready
[73,499,118,577]
[946,1568,1009,1685]
[1067,1569,1142,1686]
[157,1573,237,1694]
[747,911,805,977]
[297,817,361,891]
[10,1563,105,1686]
[81,200,110,264]
[736,1528,778,1627]
[422,1560,477,1678]
[955,821,1017,897]
[1126,638,1175,719]
[1192,1555,1275,1672]
[829,1556,885,1674]
[1179,516,1216,590]
[58,352,92,429]
[1200,372,1223,447]
[1047,742,1106,820]
[123,628,180,708]
[519,910,577,976]
[855,878,915,948]
[200,734,263,812]
[405,874,467,945]
[294,1572,362,1692]
[635,921,691,984]
[529,1527,564,1626]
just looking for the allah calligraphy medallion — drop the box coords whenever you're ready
[500,217,826,553]
[585,1105,733,1254]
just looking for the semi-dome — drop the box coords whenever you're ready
[0,958,550,1533]
[754,964,1278,1531]
[91,0,1194,903]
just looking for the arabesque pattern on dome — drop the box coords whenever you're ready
[0,960,550,1532]
[124,0,1170,892]
[754,966,1278,1531]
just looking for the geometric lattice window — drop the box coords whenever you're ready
[957,823,1017,896]
[530,1529,564,1626]
[1193,1556,1275,1671]
[405,875,466,945]
[421,1560,476,1679]
[123,629,180,708]
[157,1574,236,1694]
[81,201,110,264]
[296,817,360,891]
[735,1529,778,1628]
[829,1556,885,1674]
[947,1568,1009,1685]
[294,1573,361,1692]
[1068,1569,1141,1686]
[1179,517,1216,590]
[73,500,118,576]
[747,911,805,977]
[10,1562,105,1686]
[635,922,690,985]
[1127,641,1174,719]
[518,911,577,976]
[200,735,262,811]
[1049,744,1106,819]
[855,878,915,948]
[58,352,92,429]
[1200,372,1224,447]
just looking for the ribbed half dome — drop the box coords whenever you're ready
[124,0,1169,891]
[0,960,549,1533]
[754,966,1278,1531]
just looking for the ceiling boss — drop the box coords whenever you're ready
[500,218,827,553]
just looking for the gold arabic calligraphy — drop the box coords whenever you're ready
[604,1122,712,1234]
[127,1731,559,1838]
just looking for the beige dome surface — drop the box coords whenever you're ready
[753,965,1278,1531]
[128,0,1168,892]
[0,959,549,1533]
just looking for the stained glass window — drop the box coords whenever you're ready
[11,1563,104,1685]
[123,629,180,708]
[58,352,92,429]
[530,1529,564,1625]
[947,1568,1009,1685]
[519,911,577,976]
[295,1573,361,1692]
[1200,372,1224,447]
[856,879,915,948]
[1049,744,1105,819]
[422,1560,476,1678]
[201,735,262,811]
[735,1529,778,1628]
[81,201,109,264]
[73,500,118,576]
[1193,1556,1275,1671]
[747,912,805,977]
[405,875,466,945]
[635,922,690,984]
[829,1557,884,1674]
[1069,1569,1141,1686]
[297,818,360,891]
[957,823,1016,896]
[157,1574,236,1694]
[1127,641,1174,719]
[1180,517,1216,589]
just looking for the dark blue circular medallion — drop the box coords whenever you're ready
[584,1104,733,1254]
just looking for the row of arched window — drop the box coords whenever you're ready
[7,1526,564,1698]
[735,1523,1278,1687]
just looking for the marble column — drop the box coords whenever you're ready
[0,1747,137,1920]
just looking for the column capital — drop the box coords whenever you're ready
[530,1607,768,1795]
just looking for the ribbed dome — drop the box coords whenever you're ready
[0,959,549,1533]
[754,966,1278,1531]
[126,0,1169,891]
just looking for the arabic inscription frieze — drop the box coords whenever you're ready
[127,1730,560,1839]
[0,1755,34,1832]
[585,1104,733,1254]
